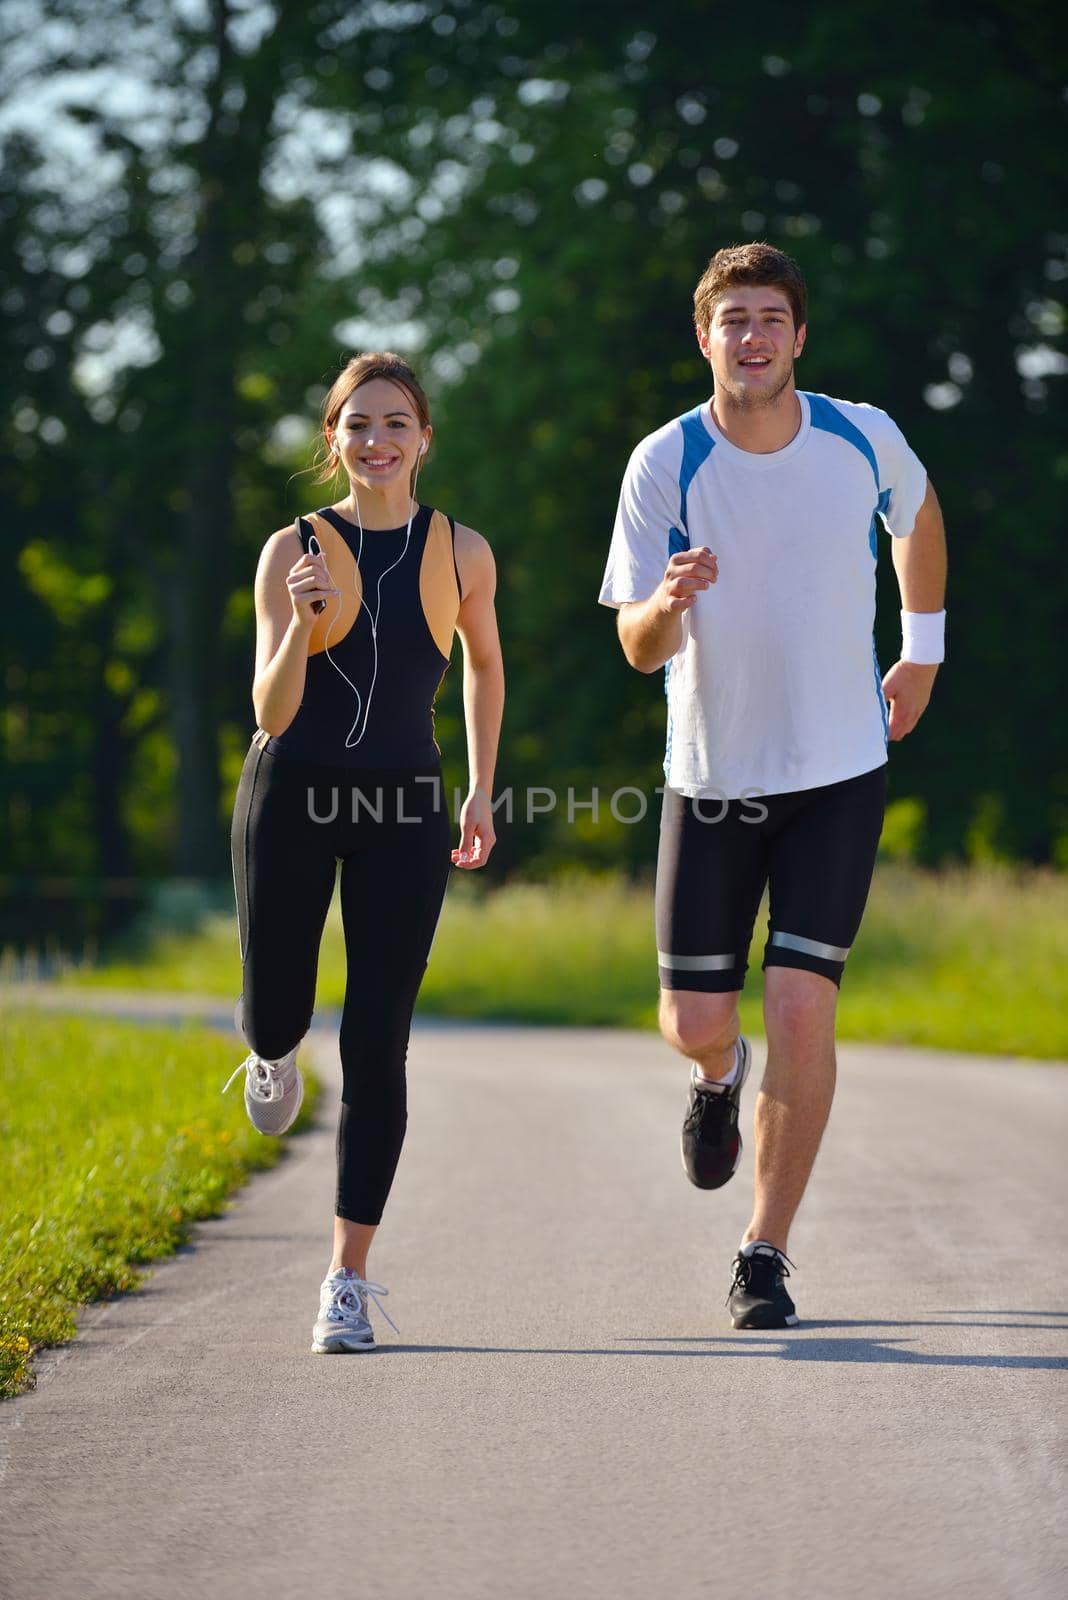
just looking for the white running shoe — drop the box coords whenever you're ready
[221,1045,304,1136]
[311,1269,399,1354]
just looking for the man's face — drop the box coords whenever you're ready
[697,285,806,408]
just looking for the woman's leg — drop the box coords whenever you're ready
[331,777,451,1256]
[329,1218,377,1278]
[231,746,339,1060]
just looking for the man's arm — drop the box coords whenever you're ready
[882,479,947,740]
[617,547,719,672]
[892,478,947,613]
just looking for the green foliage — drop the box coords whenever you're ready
[0,1009,318,1398]
[370,0,1067,868]
[1,0,1065,921]
[879,797,927,862]
[965,793,1012,865]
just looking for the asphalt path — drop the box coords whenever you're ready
[1,1007,1066,1600]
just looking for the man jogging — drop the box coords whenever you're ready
[599,242,946,1329]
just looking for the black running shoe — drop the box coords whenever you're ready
[680,1035,751,1189]
[727,1243,799,1329]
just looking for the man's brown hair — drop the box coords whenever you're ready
[693,243,807,337]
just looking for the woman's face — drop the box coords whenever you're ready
[329,377,430,492]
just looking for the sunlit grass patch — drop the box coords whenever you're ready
[0,1010,318,1399]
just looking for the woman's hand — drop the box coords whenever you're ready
[452,787,496,869]
[287,551,338,626]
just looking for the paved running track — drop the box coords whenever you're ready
[1,1005,1066,1600]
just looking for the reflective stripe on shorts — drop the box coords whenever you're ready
[657,950,736,971]
[768,930,851,963]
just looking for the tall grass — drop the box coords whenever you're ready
[43,864,1068,1058]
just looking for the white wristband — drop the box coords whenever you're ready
[901,609,945,664]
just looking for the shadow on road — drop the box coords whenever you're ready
[936,1308,1068,1317]
[377,1331,1068,1369]
[632,1316,1068,1333]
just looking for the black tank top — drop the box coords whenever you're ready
[263,503,462,768]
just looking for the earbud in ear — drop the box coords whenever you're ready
[420,439,428,456]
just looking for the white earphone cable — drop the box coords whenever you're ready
[311,447,424,748]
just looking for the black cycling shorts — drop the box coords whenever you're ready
[655,763,887,992]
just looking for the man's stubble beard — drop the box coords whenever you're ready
[719,358,795,411]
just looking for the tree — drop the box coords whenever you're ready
[2,0,1064,923]
[362,0,1068,865]
[2,0,355,887]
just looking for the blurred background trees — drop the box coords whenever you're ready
[2,0,1065,941]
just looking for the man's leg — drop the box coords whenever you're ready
[658,989,740,1082]
[655,784,767,1078]
[661,988,754,1192]
[742,966,838,1253]
[655,784,769,1190]
[730,762,886,1323]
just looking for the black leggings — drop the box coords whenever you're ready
[231,743,451,1224]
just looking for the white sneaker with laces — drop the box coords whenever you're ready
[311,1269,399,1354]
[221,1045,304,1136]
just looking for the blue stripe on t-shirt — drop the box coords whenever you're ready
[805,392,880,489]
[665,408,716,774]
[806,393,891,744]
[668,405,716,556]
[678,405,716,528]
[869,487,892,559]
[872,639,889,743]
[664,659,674,775]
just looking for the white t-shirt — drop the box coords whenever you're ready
[599,390,929,799]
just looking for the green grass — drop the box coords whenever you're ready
[0,1009,318,1399]
[48,863,1068,1058]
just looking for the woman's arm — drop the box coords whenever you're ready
[452,524,504,868]
[251,527,338,734]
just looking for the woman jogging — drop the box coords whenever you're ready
[226,352,504,1352]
